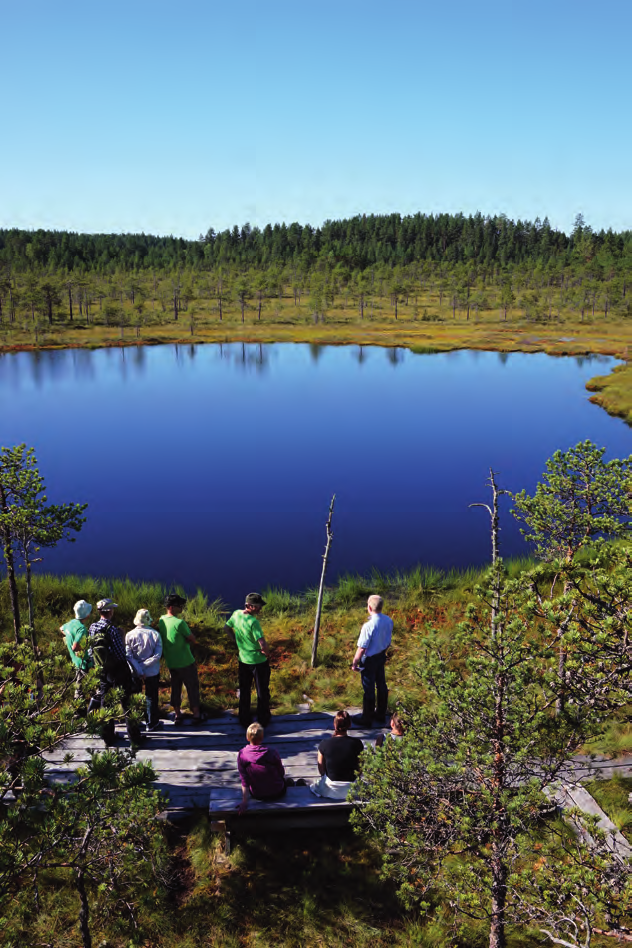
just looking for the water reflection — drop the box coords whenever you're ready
[72,348,96,380]
[0,343,621,393]
[574,354,610,368]
[309,343,323,362]
[132,345,147,374]
[228,342,269,373]
[119,346,128,382]
[3,342,627,608]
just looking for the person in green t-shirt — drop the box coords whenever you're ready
[60,599,94,698]
[225,592,271,729]
[158,593,204,724]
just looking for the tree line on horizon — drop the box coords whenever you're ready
[1,211,631,273]
[0,212,631,330]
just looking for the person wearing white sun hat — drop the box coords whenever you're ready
[60,599,93,698]
[126,609,163,730]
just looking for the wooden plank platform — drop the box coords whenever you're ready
[208,786,354,852]
[43,710,384,814]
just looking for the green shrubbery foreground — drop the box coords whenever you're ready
[0,441,631,948]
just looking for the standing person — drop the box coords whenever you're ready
[351,594,393,728]
[89,598,142,745]
[225,592,271,729]
[60,599,93,698]
[126,609,163,731]
[158,593,204,724]
[310,710,364,800]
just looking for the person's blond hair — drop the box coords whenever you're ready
[246,722,264,743]
[368,594,384,612]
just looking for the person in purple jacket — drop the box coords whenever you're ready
[237,722,304,814]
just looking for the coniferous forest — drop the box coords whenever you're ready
[1,212,632,331]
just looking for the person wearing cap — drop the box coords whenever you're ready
[89,598,142,745]
[351,594,393,728]
[225,593,271,729]
[60,600,94,698]
[158,594,203,724]
[126,609,163,731]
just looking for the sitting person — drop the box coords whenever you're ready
[237,722,302,814]
[375,711,405,748]
[310,710,364,800]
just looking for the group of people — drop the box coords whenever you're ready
[60,588,397,799]
[222,591,394,731]
[237,710,405,810]
[61,591,203,744]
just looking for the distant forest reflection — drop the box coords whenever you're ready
[4,343,626,607]
[1,342,611,388]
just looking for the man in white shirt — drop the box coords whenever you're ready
[351,594,393,728]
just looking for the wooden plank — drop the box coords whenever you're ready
[48,716,381,744]
[41,711,375,817]
[209,786,353,814]
[43,737,368,766]
[42,733,345,756]
[551,782,632,859]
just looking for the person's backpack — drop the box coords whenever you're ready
[90,623,121,674]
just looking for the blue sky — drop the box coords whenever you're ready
[2,0,630,238]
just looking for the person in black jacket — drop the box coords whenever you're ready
[89,598,142,745]
[310,710,364,800]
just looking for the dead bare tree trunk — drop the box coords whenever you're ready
[311,494,336,669]
[0,482,21,644]
[470,468,507,634]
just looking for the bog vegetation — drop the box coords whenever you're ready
[1,212,631,335]
[0,441,631,947]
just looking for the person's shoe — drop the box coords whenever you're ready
[373,716,386,725]
[147,721,163,732]
[295,778,308,786]
[352,714,373,728]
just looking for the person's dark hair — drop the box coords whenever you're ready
[165,593,187,608]
[333,710,351,734]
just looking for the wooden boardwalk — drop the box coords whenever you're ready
[43,711,632,849]
[43,710,384,814]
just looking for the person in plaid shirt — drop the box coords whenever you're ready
[89,598,142,745]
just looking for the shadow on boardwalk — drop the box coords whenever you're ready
[43,710,386,813]
[44,711,632,850]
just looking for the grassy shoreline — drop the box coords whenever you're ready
[3,314,631,424]
[8,556,630,756]
[2,561,530,718]
[4,559,631,946]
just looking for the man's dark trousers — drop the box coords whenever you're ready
[360,650,388,723]
[95,663,142,745]
[238,659,271,727]
[144,674,160,727]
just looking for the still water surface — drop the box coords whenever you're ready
[4,343,630,607]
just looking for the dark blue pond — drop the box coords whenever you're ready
[4,343,630,607]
